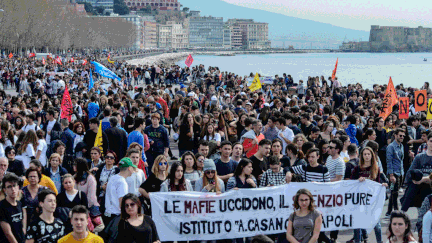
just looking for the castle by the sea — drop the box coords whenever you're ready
[340,25,432,52]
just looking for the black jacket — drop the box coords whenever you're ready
[104,126,128,160]
[42,120,62,143]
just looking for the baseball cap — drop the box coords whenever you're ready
[118,157,137,168]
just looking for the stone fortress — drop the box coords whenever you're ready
[340,25,432,52]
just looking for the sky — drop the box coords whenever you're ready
[221,0,432,31]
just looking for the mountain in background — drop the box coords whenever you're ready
[181,0,370,49]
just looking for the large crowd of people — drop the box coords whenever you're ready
[0,51,431,243]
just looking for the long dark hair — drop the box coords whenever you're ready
[168,162,186,191]
[181,151,197,171]
[233,158,252,177]
[120,193,142,220]
[387,211,415,243]
[74,158,90,183]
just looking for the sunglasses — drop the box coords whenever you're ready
[205,170,216,175]
[8,151,15,155]
[328,146,335,149]
[125,202,136,208]
[105,156,115,160]
[159,162,168,166]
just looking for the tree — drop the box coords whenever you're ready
[95,6,106,15]
[77,2,94,15]
[114,0,130,15]
[182,7,189,13]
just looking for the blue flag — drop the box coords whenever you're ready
[91,61,121,81]
[89,68,94,91]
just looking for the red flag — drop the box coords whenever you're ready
[70,57,74,63]
[28,53,36,58]
[0,130,2,140]
[60,85,73,122]
[185,54,193,67]
[331,58,338,81]
[42,57,46,66]
[8,53,13,58]
[399,97,409,119]
[379,77,399,119]
[219,73,222,81]
[55,56,62,65]
[82,59,87,65]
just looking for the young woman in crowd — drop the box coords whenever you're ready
[57,173,89,209]
[139,155,169,214]
[293,134,307,151]
[320,121,334,142]
[16,129,38,169]
[286,189,322,243]
[202,123,222,147]
[35,130,48,167]
[226,158,257,190]
[283,143,307,172]
[73,122,85,153]
[160,161,193,192]
[181,151,200,187]
[117,193,160,243]
[89,147,104,171]
[178,112,201,156]
[271,138,290,168]
[351,147,388,243]
[388,211,417,243]
[194,159,225,193]
[73,157,104,232]
[94,150,119,212]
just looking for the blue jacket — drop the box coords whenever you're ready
[61,128,75,156]
[386,140,405,176]
[345,124,359,146]
[127,131,147,162]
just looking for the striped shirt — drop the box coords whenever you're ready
[290,164,331,182]
[326,156,345,180]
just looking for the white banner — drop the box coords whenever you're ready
[150,180,386,241]
[261,76,274,84]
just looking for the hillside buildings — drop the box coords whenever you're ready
[340,25,432,52]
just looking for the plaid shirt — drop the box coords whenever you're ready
[259,168,286,187]
[417,143,427,155]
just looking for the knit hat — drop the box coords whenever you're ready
[118,157,137,168]
[203,159,216,172]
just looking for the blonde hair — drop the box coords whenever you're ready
[49,153,62,164]
[61,173,74,183]
[151,155,169,176]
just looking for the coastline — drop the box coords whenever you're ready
[126,52,190,66]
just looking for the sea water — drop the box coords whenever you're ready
[176,52,432,89]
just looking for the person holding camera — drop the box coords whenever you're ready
[194,159,225,193]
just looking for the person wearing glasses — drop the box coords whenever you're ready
[386,128,406,217]
[116,193,160,243]
[139,155,169,214]
[94,150,119,213]
[194,159,225,193]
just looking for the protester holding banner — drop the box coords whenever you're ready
[226,158,257,190]
[137,155,167,215]
[194,159,225,193]
[286,188,322,243]
[286,148,330,183]
[117,193,160,243]
[351,147,388,243]
[160,161,193,192]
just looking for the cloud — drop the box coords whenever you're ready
[221,0,432,31]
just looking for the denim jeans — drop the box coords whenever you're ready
[353,222,382,243]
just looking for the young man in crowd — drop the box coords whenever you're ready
[128,117,148,163]
[0,173,25,243]
[275,117,294,155]
[144,113,170,171]
[26,189,65,242]
[249,139,272,184]
[241,119,265,158]
[58,205,103,243]
[198,141,210,158]
[344,144,359,180]
[104,157,135,225]
[83,118,109,158]
[386,128,406,217]
[215,141,237,184]
[231,142,243,163]
[259,155,286,187]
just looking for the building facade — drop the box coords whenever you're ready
[144,21,158,49]
[157,21,188,49]
[157,24,172,48]
[226,19,270,49]
[125,0,181,11]
[189,16,224,48]
[223,27,232,49]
